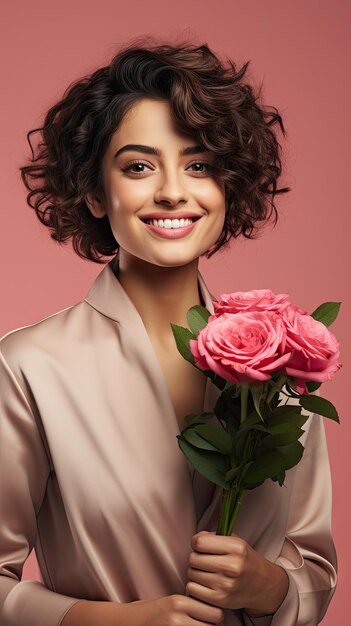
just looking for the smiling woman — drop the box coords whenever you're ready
[19,36,289,264]
[0,34,336,626]
[84,98,227,268]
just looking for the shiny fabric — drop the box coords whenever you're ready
[0,256,337,626]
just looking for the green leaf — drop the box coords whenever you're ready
[214,392,241,423]
[183,428,219,451]
[225,466,241,482]
[227,414,240,440]
[234,429,261,463]
[271,470,286,486]
[170,323,196,364]
[187,305,211,335]
[193,424,232,455]
[240,423,270,434]
[306,381,322,393]
[249,382,264,420]
[170,323,219,385]
[285,380,301,398]
[269,423,304,435]
[267,405,309,429]
[263,425,305,449]
[238,410,263,430]
[233,430,249,462]
[177,435,228,488]
[184,412,216,426]
[298,394,340,423]
[244,441,304,485]
[310,302,341,327]
[225,461,254,484]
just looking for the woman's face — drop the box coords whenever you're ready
[87,98,226,268]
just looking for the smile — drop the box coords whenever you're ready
[139,216,203,239]
[141,216,201,227]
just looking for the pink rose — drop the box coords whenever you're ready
[280,305,342,383]
[190,311,291,384]
[212,289,292,316]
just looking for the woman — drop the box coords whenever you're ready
[0,38,337,625]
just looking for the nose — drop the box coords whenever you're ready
[154,169,189,206]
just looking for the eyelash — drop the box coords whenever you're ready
[121,160,213,176]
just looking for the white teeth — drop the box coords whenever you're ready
[146,217,195,229]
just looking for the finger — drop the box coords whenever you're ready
[192,532,244,555]
[186,580,223,607]
[189,551,241,576]
[188,566,230,591]
[189,551,224,573]
[186,596,224,625]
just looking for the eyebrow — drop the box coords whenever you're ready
[113,144,208,159]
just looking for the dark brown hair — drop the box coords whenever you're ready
[20,35,290,263]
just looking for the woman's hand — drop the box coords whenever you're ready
[185,531,289,617]
[120,594,224,625]
[62,595,224,626]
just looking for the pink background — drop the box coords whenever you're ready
[1,1,349,623]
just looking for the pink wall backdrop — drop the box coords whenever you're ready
[1,1,349,623]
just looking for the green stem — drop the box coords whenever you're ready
[223,488,231,534]
[227,487,245,535]
[216,482,246,535]
[216,487,229,535]
[216,384,254,536]
[266,375,286,405]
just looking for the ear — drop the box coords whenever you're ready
[85,192,106,218]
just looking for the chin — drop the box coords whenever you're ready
[146,253,200,269]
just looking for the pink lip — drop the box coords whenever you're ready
[140,212,202,220]
[141,217,202,239]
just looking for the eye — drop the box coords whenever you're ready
[121,161,151,175]
[187,161,214,175]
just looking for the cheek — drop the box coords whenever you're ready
[201,182,226,212]
[212,195,226,227]
[104,173,148,211]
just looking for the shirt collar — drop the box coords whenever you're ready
[83,255,216,324]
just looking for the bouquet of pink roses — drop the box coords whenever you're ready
[171,289,341,536]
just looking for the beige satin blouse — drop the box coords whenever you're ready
[0,256,337,626]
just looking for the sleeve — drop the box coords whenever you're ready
[0,346,81,626]
[241,413,337,626]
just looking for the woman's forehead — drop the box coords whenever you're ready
[106,99,200,156]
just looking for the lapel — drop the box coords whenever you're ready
[83,255,223,526]
[84,255,216,326]
[83,254,220,434]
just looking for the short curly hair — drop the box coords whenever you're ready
[20,35,290,263]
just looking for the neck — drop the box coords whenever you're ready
[113,250,205,343]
